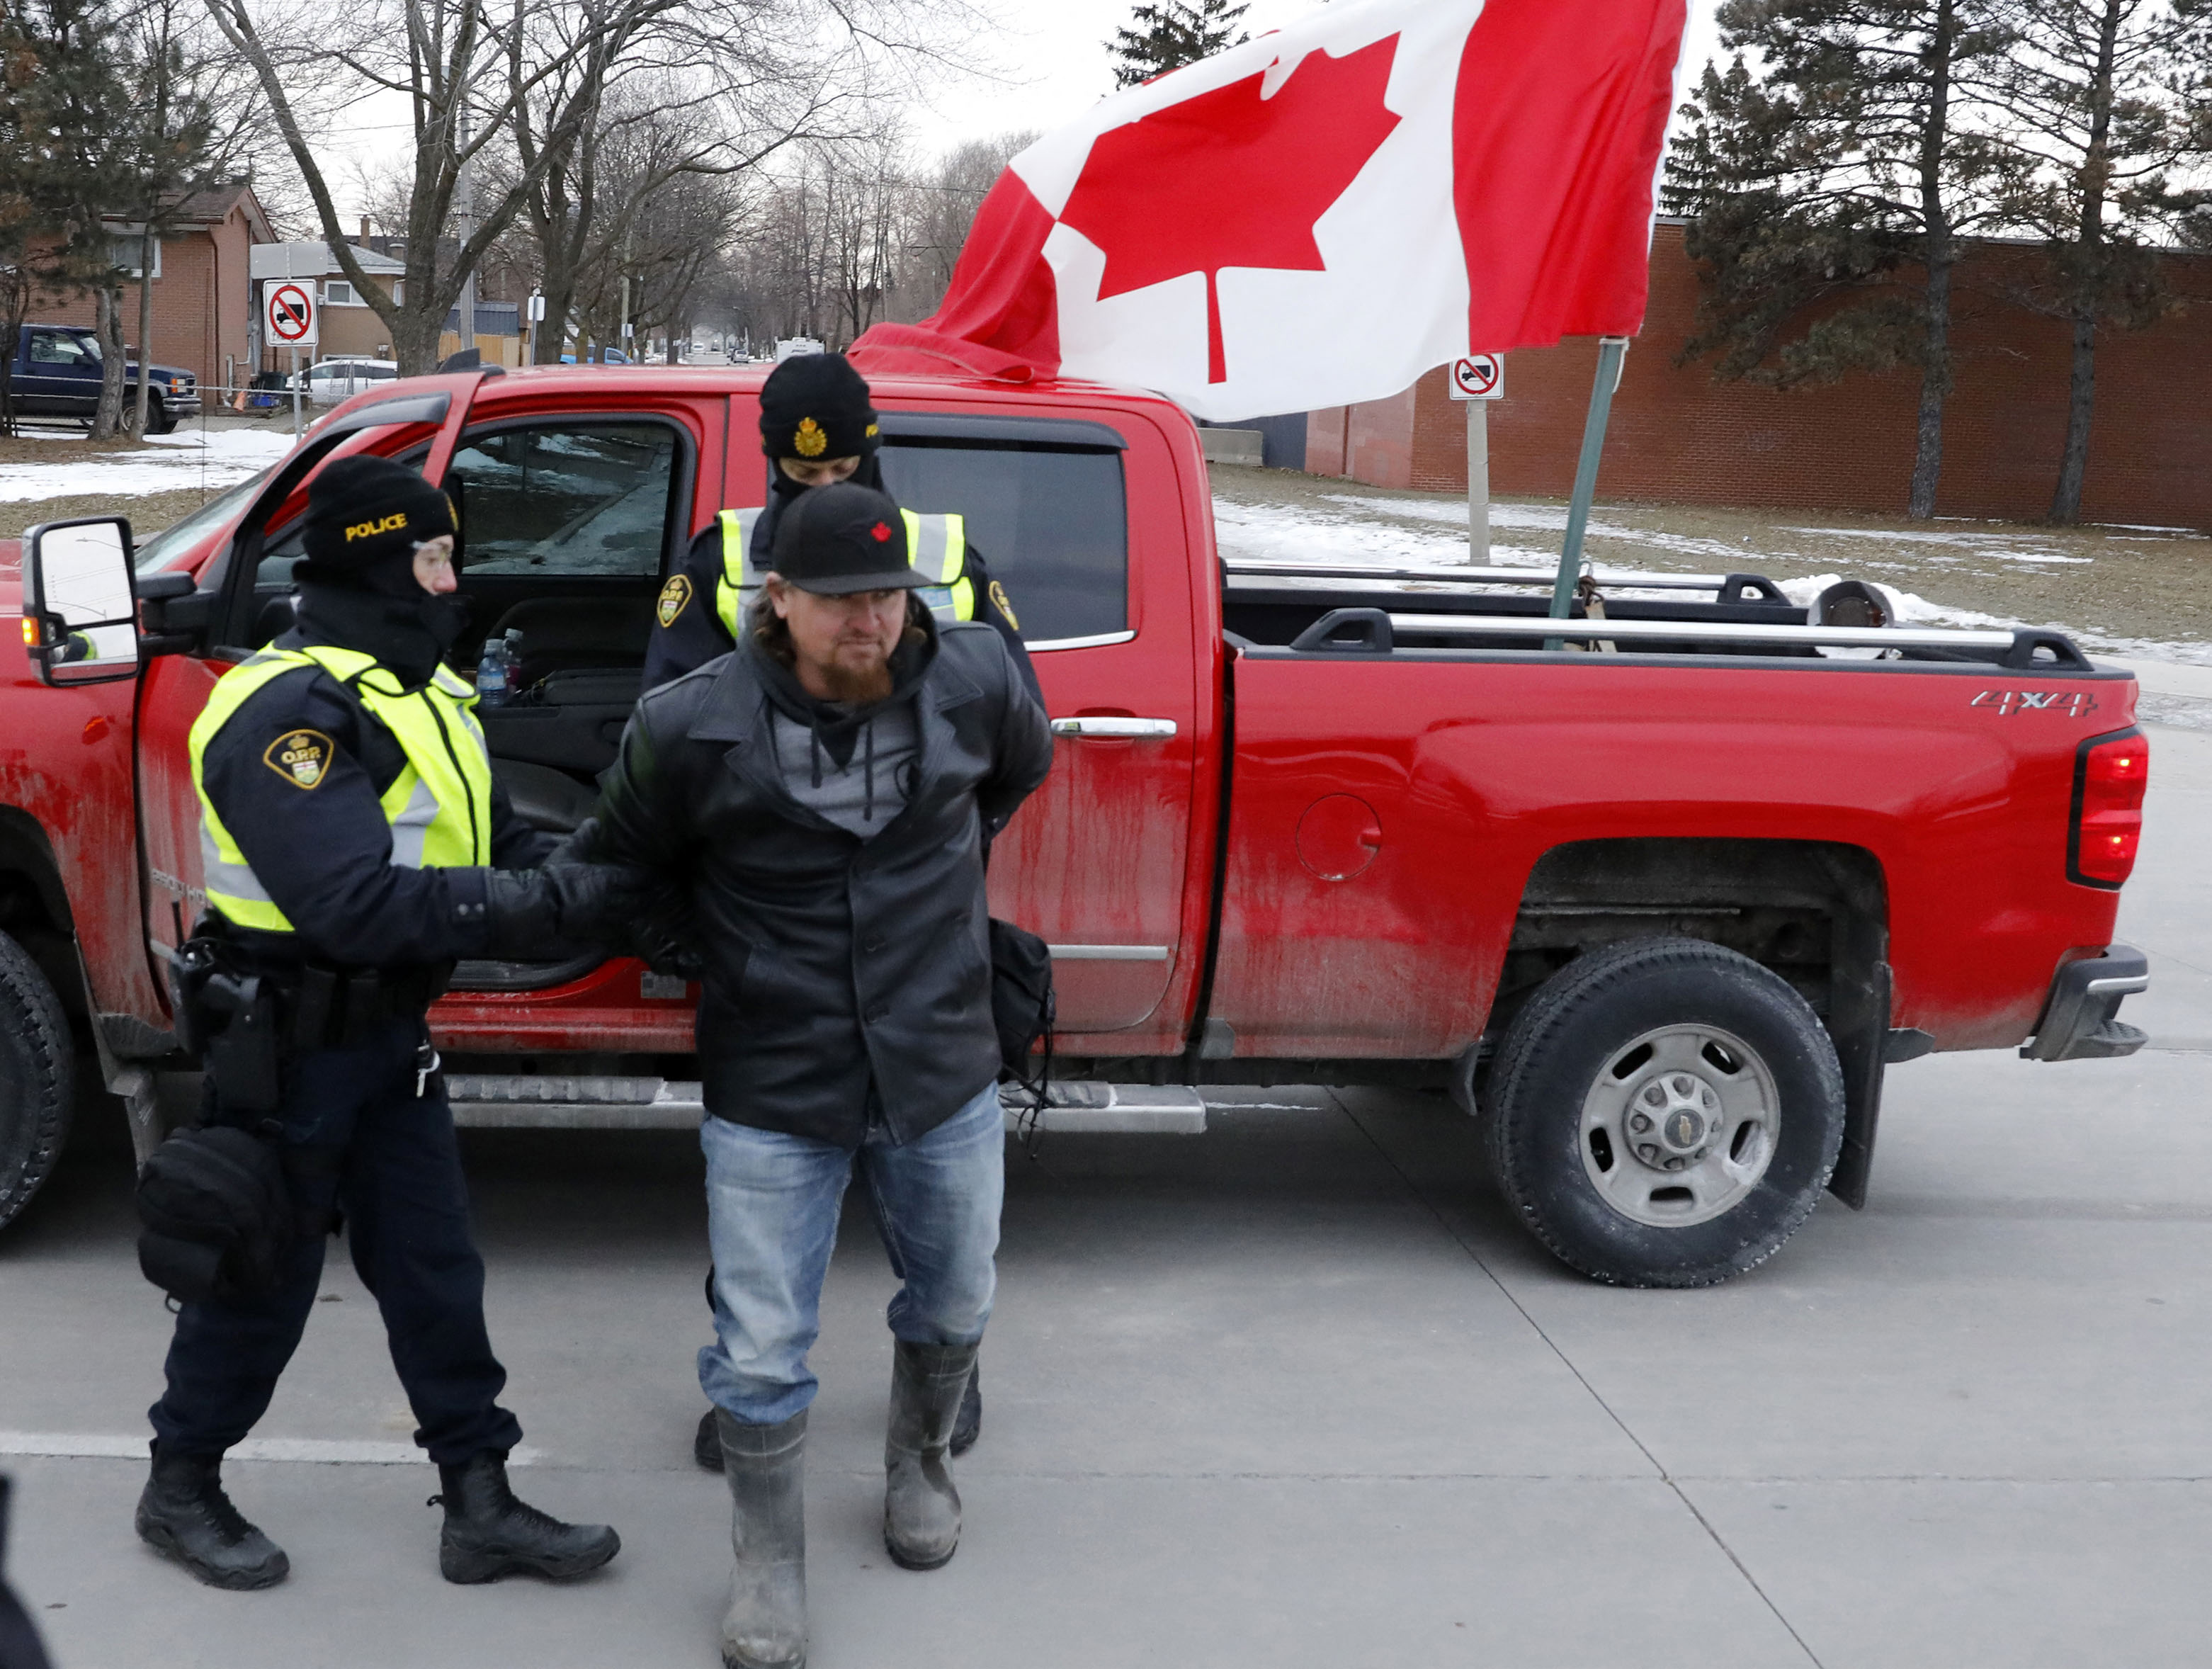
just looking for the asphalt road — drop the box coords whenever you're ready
[1,721,2206,1669]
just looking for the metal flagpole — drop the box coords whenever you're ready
[1546,335,1630,648]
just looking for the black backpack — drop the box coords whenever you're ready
[135,1126,293,1307]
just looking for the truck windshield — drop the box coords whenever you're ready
[132,470,267,573]
[877,439,1127,645]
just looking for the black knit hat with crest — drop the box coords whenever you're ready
[758,353,879,464]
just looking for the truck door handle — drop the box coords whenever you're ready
[1051,717,1177,739]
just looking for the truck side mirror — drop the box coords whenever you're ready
[22,516,141,686]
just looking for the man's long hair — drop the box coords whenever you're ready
[745,588,929,667]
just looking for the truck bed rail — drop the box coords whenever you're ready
[1271,607,2092,669]
[1223,558,1785,599]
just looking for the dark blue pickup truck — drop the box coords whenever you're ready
[4,323,200,432]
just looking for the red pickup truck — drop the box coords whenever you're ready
[0,363,2151,1287]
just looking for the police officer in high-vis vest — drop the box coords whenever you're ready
[641,353,1034,698]
[139,455,623,1592]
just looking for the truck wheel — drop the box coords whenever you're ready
[143,396,176,436]
[1487,937,1843,1288]
[0,929,75,1232]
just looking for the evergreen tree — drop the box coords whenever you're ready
[1107,0,1249,89]
[1,1,44,434]
[1985,0,2212,522]
[1665,0,2023,519]
[11,0,140,437]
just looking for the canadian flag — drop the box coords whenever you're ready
[851,0,1688,422]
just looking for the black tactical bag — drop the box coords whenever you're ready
[135,1125,293,1307]
[989,918,1054,1085]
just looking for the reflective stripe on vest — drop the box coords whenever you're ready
[714,506,972,639]
[188,645,495,934]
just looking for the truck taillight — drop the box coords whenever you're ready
[2069,728,2148,888]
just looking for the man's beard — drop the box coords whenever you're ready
[817,645,893,705]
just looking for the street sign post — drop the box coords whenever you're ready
[265,282,317,439]
[1448,354,1504,562]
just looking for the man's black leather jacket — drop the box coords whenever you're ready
[589,617,1053,1148]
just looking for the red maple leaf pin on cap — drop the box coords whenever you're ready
[870,522,893,542]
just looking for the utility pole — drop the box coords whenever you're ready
[455,96,477,362]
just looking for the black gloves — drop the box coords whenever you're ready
[480,864,628,963]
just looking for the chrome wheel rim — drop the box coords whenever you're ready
[1578,1023,1779,1228]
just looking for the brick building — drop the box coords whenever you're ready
[34,185,276,396]
[1303,220,2212,528]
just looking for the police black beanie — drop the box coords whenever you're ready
[297,455,457,582]
[759,353,879,463]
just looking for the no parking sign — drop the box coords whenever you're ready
[265,282,317,349]
[1449,354,1503,400]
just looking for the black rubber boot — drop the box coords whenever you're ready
[696,1407,725,1472]
[950,1359,982,1457]
[432,1451,620,1583]
[718,1408,807,1669]
[883,1341,977,1571]
[135,1447,288,1590]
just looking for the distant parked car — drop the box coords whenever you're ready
[557,349,630,366]
[3,323,200,432]
[299,357,401,406]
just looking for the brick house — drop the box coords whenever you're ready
[34,184,276,396]
[1299,220,2212,528]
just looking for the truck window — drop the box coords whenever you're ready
[443,422,677,577]
[876,439,1127,645]
[28,331,96,366]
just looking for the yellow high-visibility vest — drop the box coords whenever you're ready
[713,507,973,639]
[188,646,494,934]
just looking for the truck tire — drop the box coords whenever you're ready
[143,395,176,436]
[0,929,75,1232]
[1487,937,1843,1288]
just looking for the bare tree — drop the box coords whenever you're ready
[201,0,680,371]
[509,0,961,364]
[892,129,1031,319]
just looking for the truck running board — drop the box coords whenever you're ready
[444,1075,1206,1135]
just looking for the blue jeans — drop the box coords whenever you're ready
[699,1080,1004,1426]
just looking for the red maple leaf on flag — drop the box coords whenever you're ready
[1057,36,1403,385]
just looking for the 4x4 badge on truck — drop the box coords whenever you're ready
[263,729,334,789]
[1971,690,2099,718]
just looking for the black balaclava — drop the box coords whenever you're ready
[753,353,885,555]
[290,454,467,688]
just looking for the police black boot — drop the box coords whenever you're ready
[696,1406,725,1471]
[433,1451,620,1583]
[135,1447,289,1590]
[717,1408,807,1669]
[883,1341,977,1571]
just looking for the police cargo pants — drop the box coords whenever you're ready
[149,1015,523,1464]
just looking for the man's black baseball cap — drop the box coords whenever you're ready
[766,482,924,595]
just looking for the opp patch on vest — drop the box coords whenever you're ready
[263,728,335,790]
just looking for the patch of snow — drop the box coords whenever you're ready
[0,429,291,504]
[1322,494,1771,565]
[1212,497,1554,568]
[2093,523,2202,535]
